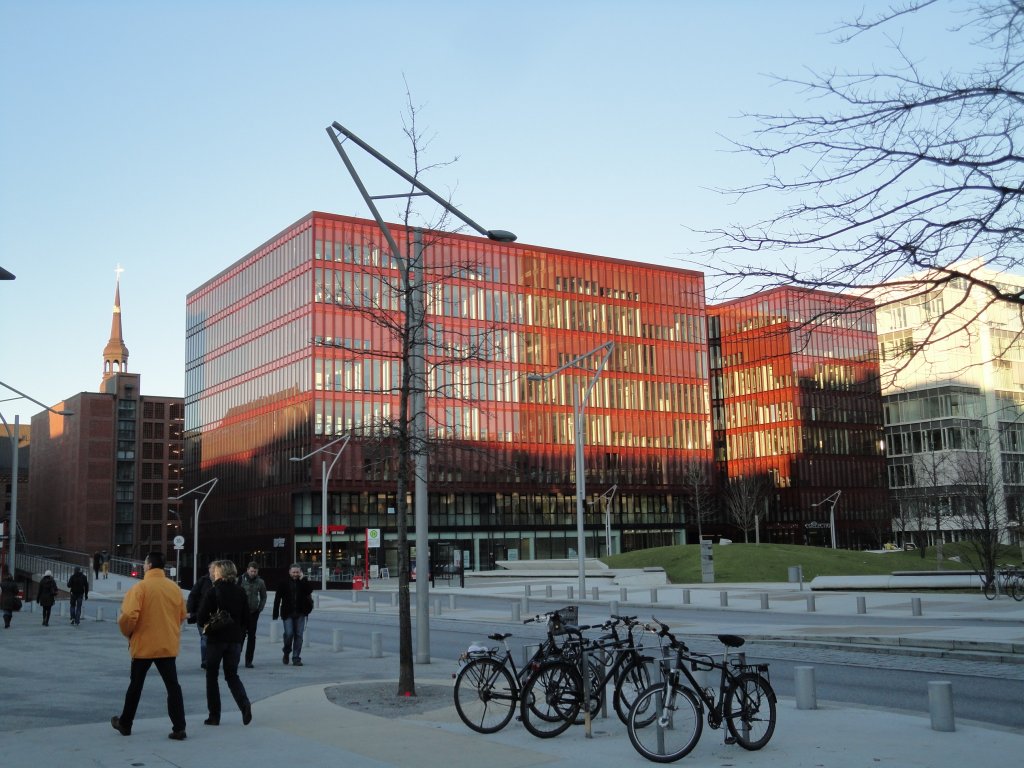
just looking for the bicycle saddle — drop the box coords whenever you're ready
[718,634,745,648]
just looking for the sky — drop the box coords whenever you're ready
[0,0,978,424]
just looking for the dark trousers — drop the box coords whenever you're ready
[119,657,186,732]
[244,611,261,665]
[205,641,249,719]
[69,595,84,624]
[41,605,52,624]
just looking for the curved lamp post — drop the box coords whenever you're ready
[168,478,218,583]
[290,433,351,592]
[811,490,842,549]
[527,341,615,596]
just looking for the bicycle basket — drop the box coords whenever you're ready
[550,606,578,634]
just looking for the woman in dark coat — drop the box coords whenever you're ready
[1,569,19,628]
[197,559,252,726]
[36,569,59,626]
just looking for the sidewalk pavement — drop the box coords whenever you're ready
[1,575,1022,768]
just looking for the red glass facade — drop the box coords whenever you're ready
[185,213,711,578]
[708,288,889,547]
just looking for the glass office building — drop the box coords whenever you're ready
[183,212,711,578]
[708,288,889,547]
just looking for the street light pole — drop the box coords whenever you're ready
[290,433,351,593]
[528,341,615,597]
[168,478,218,584]
[811,490,842,549]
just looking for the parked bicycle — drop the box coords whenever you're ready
[452,607,581,733]
[516,615,658,738]
[626,619,777,763]
[982,564,1023,601]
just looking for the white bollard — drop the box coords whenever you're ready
[333,629,344,652]
[567,586,574,601]
[682,589,690,605]
[720,591,729,607]
[96,606,105,622]
[432,597,442,616]
[525,584,532,597]
[806,594,816,612]
[316,592,321,608]
[371,631,383,658]
[391,592,399,607]
[795,666,817,710]
[521,596,529,615]
[522,644,537,665]
[760,593,769,610]
[620,587,628,602]
[448,594,456,610]
[928,681,955,732]
[545,585,552,598]
[610,599,619,617]
[857,596,867,614]
[650,588,658,603]
[351,590,358,603]
[592,586,599,601]
[511,602,521,622]
[912,597,923,616]
[369,596,377,613]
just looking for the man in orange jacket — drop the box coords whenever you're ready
[111,551,188,740]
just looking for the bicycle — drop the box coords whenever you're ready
[452,608,580,733]
[517,615,658,738]
[982,565,1023,600]
[626,619,777,763]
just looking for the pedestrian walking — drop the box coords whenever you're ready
[239,562,267,668]
[37,569,59,626]
[186,562,214,669]
[111,551,187,741]
[197,560,252,726]
[272,563,314,666]
[67,566,89,625]
[92,551,103,580]
[102,550,110,579]
[1,569,20,628]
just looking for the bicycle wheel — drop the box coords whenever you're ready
[453,657,517,734]
[1012,574,1024,602]
[519,661,582,739]
[723,673,777,750]
[627,683,703,763]
[614,655,658,725]
[984,575,997,600]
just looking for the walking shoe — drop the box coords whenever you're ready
[204,717,219,726]
[292,659,303,666]
[282,652,289,665]
[110,716,131,736]
[245,662,254,668]
[242,704,252,726]
[168,730,187,741]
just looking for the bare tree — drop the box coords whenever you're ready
[696,1,1024,372]
[680,460,715,541]
[947,438,1006,582]
[724,474,769,543]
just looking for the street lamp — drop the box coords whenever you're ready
[811,490,842,549]
[168,477,218,584]
[588,484,618,556]
[527,341,615,597]
[290,433,351,592]
[1,380,73,577]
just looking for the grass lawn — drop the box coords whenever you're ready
[601,542,1020,584]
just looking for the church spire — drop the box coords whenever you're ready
[101,264,130,387]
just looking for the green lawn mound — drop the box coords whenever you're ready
[602,542,1010,584]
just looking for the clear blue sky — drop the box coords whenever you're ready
[0,0,974,423]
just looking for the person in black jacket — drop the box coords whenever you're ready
[36,569,59,626]
[272,564,314,666]
[196,560,252,727]
[186,563,214,668]
[67,566,89,626]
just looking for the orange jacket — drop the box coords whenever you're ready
[118,568,186,658]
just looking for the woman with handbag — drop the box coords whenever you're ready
[36,569,59,626]
[196,560,252,726]
[1,569,19,628]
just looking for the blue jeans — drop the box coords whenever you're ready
[69,595,84,624]
[281,615,307,662]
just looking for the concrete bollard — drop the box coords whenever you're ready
[912,597,923,616]
[760,593,769,610]
[650,588,659,603]
[511,602,521,622]
[857,596,867,614]
[371,631,383,658]
[432,597,442,616]
[391,592,398,607]
[369,596,377,613]
[449,594,456,610]
[316,592,321,609]
[928,681,955,731]
[59,602,66,617]
[545,585,552,598]
[720,591,729,607]
[620,587,628,602]
[333,629,344,652]
[682,589,690,605]
[117,580,123,592]
[567,586,574,601]
[525,584,532,597]
[96,606,105,622]
[610,599,619,617]
[592,586,600,601]
[795,666,817,710]
[806,594,816,612]
[523,644,537,666]
[521,596,529,615]
[351,590,358,603]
